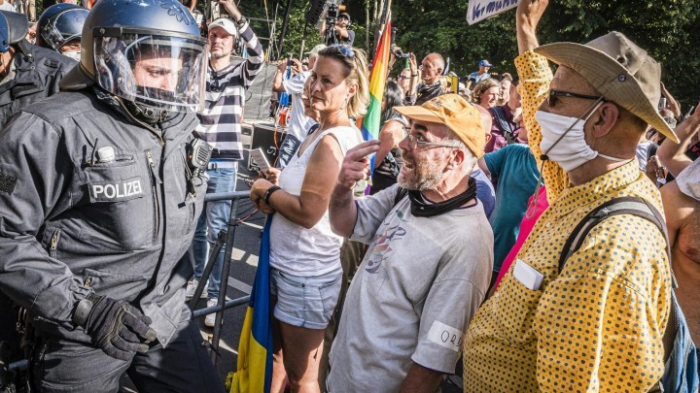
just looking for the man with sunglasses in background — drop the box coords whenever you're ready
[463,0,679,391]
[326,94,493,392]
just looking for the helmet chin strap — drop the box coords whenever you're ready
[123,99,176,124]
[113,96,166,145]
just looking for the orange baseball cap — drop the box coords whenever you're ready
[395,94,486,158]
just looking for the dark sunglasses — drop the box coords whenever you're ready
[547,89,605,107]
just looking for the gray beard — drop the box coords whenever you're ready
[397,159,443,191]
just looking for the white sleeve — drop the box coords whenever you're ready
[282,72,308,95]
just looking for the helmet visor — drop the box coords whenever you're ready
[41,8,89,51]
[93,29,208,109]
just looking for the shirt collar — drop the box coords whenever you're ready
[552,159,640,218]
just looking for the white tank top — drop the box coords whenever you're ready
[269,126,361,276]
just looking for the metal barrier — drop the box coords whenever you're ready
[2,190,256,379]
[190,190,255,364]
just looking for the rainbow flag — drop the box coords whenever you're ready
[230,217,273,393]
[360,18,392,145]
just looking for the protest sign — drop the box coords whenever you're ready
[466,0,521,25]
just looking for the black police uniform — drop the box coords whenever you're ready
[0,12,76,127]
[0,86,224,392]
[0,0,225,389]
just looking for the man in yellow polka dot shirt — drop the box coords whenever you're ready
[463,0,679,391]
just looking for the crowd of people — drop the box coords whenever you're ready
[0,0,698,392]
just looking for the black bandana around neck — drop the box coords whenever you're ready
[405,177,477,217]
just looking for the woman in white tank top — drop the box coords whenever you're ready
[250,45,370,393]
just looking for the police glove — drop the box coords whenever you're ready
[73,293,157,361]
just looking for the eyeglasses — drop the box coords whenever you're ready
[330,44,355,58]
[547,89,605,108]
[402,128,461,149]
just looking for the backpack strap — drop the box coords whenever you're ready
[557,196,676,287]
[488,106,517,144]
[558,196,697,391]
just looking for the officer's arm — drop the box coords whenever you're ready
[220,0,264,90]
[0,112,90,327]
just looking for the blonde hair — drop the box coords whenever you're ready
[317,46,370,119]
[471,78,499,103]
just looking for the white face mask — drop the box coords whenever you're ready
[63,51,81,62]
[536,101,629,172]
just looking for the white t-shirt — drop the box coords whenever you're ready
[327,185,493,392]
[269,126,361,276]
[283,71,316,142]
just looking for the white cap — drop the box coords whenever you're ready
[208,18,238,36]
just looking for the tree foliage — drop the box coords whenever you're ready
[271,0,700,108]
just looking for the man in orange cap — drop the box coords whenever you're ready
[326,94,493,392]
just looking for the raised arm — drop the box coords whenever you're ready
[514,0,569,201]
[219,0,264,89]
[374,120,404,169]
[516,0,547,53]
[272,61,288,93]
[657,103,700,177]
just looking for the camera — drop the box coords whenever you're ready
[390,28,410,59]
[323,2,347,45]
[326,3,340,26]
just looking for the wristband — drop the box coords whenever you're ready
[236,15,247,28]
[72,293,98,327]
[411,73,418,77]
[263,186,281,204]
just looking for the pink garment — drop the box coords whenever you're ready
[494,186,549,289]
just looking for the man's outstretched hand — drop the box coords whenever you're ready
[516,0,549,54]
[335,140,380,196]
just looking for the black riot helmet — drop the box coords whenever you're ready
[0,10,28,49]
[60,0,208,124]
[37,4,89,53]
[0,12,10,53]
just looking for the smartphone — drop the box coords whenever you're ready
[659,97,667,111]
[250,147,271,172]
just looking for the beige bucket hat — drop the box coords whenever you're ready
[534,31,679,143]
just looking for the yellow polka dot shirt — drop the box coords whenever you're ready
[462,51,672,392]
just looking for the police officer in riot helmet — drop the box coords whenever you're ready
[0,10,76,127]
[0,0,224,391]
[36,3,89,61]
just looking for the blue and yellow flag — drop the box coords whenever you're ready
[231,217,273,393]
